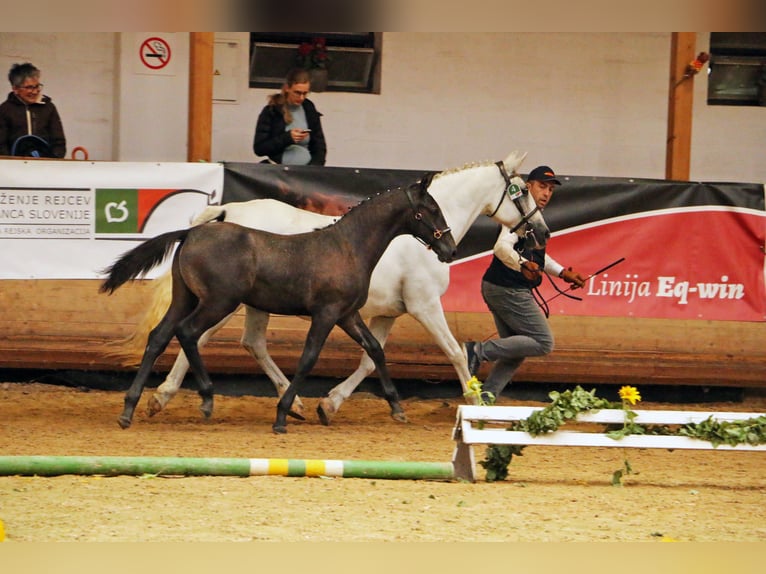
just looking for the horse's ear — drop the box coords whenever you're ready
[503,150,528,173]
[414,171,437,194]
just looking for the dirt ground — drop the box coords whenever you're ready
[1,381,766,542]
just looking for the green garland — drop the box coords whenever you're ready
[480,386,766,482]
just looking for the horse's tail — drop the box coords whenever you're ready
[99,228,190,295]
[102,271,174,365]
[191,204,227,226]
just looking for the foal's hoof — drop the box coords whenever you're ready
[272,424,287,434]
[199,399,213,419]
[391,411,409,424]
[117,416,132,429]
[316,398,337,426]
[146,396,163,417]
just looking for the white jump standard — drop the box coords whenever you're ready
[452,404,766,482]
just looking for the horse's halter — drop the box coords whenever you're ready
[490,161,543,243]
[403,186,452,245]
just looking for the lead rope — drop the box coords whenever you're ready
[532,273,582,318]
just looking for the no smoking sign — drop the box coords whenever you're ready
[139,37,172,70]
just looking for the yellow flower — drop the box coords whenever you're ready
[464,376,482,401]
[618,385,641,405]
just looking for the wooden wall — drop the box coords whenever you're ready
[1,279,764,388]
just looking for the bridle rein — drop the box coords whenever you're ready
[403,184,452,244]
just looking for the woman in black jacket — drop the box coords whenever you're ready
[253,68,327,165]
[0,62,66,158]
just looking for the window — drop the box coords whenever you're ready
[249,33,381,94]
[708,33,766,106]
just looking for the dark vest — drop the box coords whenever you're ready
[482,231,546,289]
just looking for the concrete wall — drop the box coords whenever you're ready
[1,32,763,182]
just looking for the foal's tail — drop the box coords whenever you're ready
[99,228,190,295]
[101,208,227,364]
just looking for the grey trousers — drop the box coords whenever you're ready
[477,280,554,396]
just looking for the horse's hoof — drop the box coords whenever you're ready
[391,411,409,424]
[146,395,163,417]
[117,416,132,429]
[289,400,306,420]
[272,424,287,434]
[199,399,213,419]
[288,409,305,421]
[316,398,337,426]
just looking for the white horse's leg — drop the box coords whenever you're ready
[317,315,396,425]
[148,311,236,417]
[240,306,305,418]
[406,306,477,401]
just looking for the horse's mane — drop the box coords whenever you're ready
[432,160,495,181]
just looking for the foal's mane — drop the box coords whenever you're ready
[341,171,438,218]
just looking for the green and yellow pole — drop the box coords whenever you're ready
[0,456,455,481]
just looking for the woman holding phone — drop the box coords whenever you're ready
[252,67,327,165]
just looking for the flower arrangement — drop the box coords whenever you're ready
[296,37,332,70]
[479,384,766,483]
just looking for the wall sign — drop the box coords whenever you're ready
[139,37,172,70]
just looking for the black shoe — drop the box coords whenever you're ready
[463,341,481,377]
[480,391,495,405]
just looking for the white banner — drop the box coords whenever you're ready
[0,160,223,279]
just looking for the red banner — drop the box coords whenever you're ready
[444,208,766,321]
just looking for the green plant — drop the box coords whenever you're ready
[610,385,642,485]
[679,414,766,447]
[482,386,614,482]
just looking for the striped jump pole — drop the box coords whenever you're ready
[0,456,455,481]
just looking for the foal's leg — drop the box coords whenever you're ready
[273,317,335,434]
[331,312,407,424]
[174,302,239,420]
[148,310,238,417]
[119,312,181,429]
[240,306,305,419]
[317,315,396,425]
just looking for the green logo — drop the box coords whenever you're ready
[95,189,138,233]
[507,183,524,200]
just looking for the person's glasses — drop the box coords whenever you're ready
[18,84,43,91]
[291,90,309,97]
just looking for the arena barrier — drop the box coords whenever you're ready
[0,455,454,481]
[452,405,766,482]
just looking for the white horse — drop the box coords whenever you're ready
[110,151,549,424]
